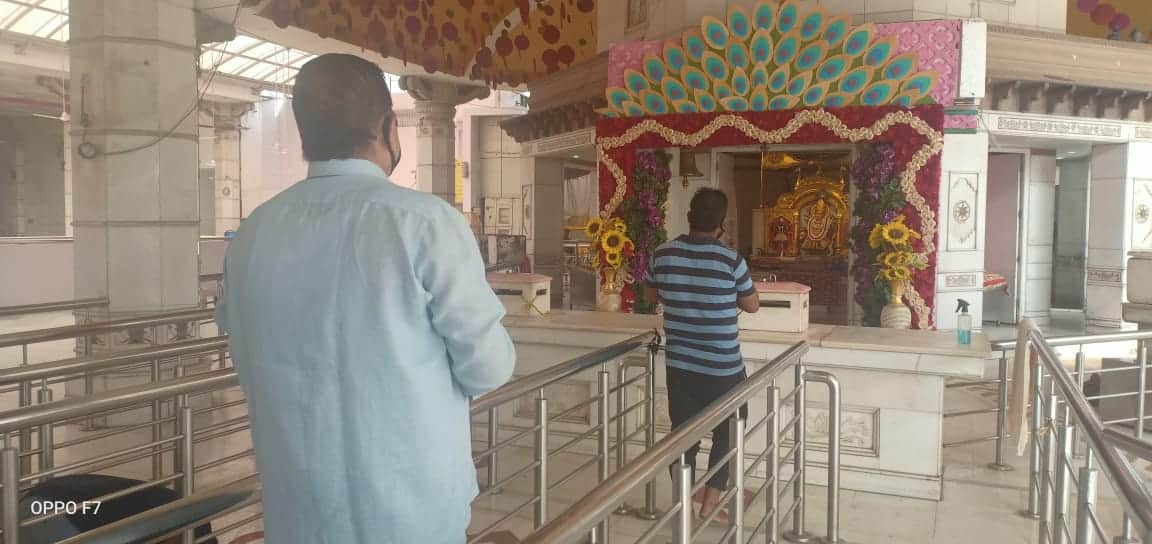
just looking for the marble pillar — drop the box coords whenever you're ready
[63,121,72,236]
[208,102,249,235]
[1088,143,1152,328]
[399,76,489,207]
[1021,152,1056,325]
[936,131,990,330]
[68,0,201,331]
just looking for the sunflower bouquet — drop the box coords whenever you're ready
[584,216,636,289]
[868,215,927,285]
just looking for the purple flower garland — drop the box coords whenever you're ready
[619,149,671,313]
[849,143,905,326]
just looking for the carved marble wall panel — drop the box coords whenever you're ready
[946,172,980,251]
[782,400,881,458]
[1132,178,1152,250]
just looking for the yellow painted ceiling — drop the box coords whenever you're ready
[250,0,597,86]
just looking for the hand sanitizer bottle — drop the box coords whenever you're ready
[956,299,972,345]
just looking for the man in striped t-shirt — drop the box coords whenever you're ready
[645,188,759,520]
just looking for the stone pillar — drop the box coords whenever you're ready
[399,76,489,207]
[68,0,201,328]
[211,103,249,234]
[1088,143,1152,328]
[63,120,73,236]
[1020,151,1057,325]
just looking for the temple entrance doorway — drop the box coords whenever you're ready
[709,145,855,326]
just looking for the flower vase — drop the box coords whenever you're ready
[880,280,912,329]
[597,270,623,313]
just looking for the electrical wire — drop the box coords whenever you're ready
[79,2,244,158]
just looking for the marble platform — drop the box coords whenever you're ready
[500,311,990,501]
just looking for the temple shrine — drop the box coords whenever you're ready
[749,151,852,324]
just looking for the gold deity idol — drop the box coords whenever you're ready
[761,175,849,259]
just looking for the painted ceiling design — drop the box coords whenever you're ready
[600,0,940,118]
[248,0,597,86]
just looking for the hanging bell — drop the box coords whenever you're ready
[680,149,703,188]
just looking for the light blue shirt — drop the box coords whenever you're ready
[216,159,516,543]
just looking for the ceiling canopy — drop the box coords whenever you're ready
[248,0,597,87]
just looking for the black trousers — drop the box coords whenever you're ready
[666,366,748,490]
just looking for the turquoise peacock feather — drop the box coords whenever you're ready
[602,0,940,117]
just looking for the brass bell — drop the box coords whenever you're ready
[679,149,703,188]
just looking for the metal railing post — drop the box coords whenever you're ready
[803,371,841,544]
[36,384,53,481]
[179,404,195,544]
[1052,400,1073,544]
[730,414,747,544]
[1072,351,1086,460]
[595,370,611,544]
[19,345,30,475]
[676,456,693,544]
[1137,339,1147,440]
[534,391,549,528]
[152,357,163,480]
[614,363,630,516]
[990,352,1013,471]
[487,406,500,493]
[768,385,781,544]
[1074,465,1097,544]
[640,341,660,520]
[1025,355,1043,518]
[785,362,810,543]
[1038,372,1058,544]
[1,447,18,544]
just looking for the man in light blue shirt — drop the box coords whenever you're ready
[216,54,516,543]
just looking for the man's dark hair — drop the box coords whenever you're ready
[688,188,728,232]
[293,54,393,162]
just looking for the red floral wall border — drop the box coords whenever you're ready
[595,106,945,328]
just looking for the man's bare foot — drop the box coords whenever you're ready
[699,489,755,525]
[697,487,725,522]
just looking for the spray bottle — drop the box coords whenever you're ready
[956,299,972,346]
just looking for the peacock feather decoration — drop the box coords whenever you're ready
[601,0,940,117]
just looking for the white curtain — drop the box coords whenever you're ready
[564,171,597,226]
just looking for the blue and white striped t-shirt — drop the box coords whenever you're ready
[647,234,756,376]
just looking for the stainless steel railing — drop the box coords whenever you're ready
[522,342,844,544]
[0,337,228,480]
[945,330,1152,471]
[0,369,252,544]
[0,273,224,320]
[468,331,661,542]
[1019,322,1152,543]
[0,299,109,319]
[0,330,666,543]
[58,478,261,544]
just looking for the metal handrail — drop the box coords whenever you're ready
[522,342,812,544]
[0,308,213,349]
[953,329,1152,471]
[1104,427,1152,463]
[1024,326,1152,541]
[0,369,238,434]
[0,337,227,386]
[470,331,656,416]
[0,331,661,543]
[0,298,109,318]
[57,478,261,544]
[991,330,1152,350]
